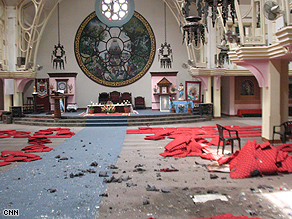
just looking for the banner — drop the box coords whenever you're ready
[36,79,48,98]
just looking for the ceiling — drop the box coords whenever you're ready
[3,0,251,7]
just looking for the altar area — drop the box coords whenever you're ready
[169,101,194,113]
[86,103,134,114]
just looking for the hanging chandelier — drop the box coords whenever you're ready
[182,16,205,46]
[51,3,66,70]
[182,0,238,45]
[158,2,173,68]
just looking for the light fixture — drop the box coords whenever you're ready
[158,2,173,68]
[182,0,238,45]
[51,3,66,70]
[196,0,238,28]
[182,16,205,46]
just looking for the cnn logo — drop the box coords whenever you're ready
[3,209,19,216]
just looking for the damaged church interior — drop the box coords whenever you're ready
[0,0,292,218]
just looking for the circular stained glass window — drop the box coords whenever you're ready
[95,0,135,27]
[74,11,156,87]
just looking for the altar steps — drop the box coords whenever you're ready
[127,113,210,126]
[12,113,211,127]
[86,116,128,127]
[12,116,87,127]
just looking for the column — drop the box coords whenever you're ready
[262,59,289,141]
[204,76,212,103]
[213,76,221,119]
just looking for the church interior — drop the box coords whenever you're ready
[0,0,292,218]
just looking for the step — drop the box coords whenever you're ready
[127,117,207,126]
[86,122,128,127]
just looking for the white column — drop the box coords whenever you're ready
[262,59,289,141]
[6,7,17,71]
[213,76,221,118]
[204,76,212,103]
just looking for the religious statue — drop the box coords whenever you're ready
[178,83,184,100]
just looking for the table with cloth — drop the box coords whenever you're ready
[86,103,134,114]
[169,101,194,113]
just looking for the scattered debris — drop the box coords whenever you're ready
[146,185,159,192]
[90,161,98,167]
[192,194,228,203]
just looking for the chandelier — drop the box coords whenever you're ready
[182,16,205,46]
[51,3,66,70]
[182,0,238,45]
[158,2,173,68]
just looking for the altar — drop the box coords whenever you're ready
[86,103,134,114]
[169,101,194,113]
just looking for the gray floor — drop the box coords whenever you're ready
[0,115,291,219]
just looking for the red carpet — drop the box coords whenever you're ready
[219,140,292,179]
[193,214,261,218]
[0,128,76,166]
[127,125,262,161]
[80,112,130,116]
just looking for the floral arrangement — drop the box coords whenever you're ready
[170,85,176,93]
[169,96,175,109]
[123,100,131,107]
[68,84,73,91]
[178,104,185,112]
[88,101,94,109]
[101,101,115,114]
[153,85,158,93]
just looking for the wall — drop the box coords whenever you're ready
[35,0,190,109]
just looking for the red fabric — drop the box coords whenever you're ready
[13,134,31,138]
[164,136,191,151]
[144,135,165,140]
[0,151,42,162]
[0,161,11,166]
[229,140,258,179]
[194,214,261,219]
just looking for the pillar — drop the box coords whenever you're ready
[213,76,221,118]
[262,59,289,141]
[204,76,212,103]
[13,80,22,106]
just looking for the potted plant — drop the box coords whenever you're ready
[187,101,192,113]
[67,84,73,93]
[153,85,158,94]
[169,96,175,113]
[88,101,95,114]
[123,100,131,113]
[170,85,176,93]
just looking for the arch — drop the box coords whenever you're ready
[16,78,34,93]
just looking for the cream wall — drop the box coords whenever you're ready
[35,0,190,108]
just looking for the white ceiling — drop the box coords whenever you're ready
[3,0,251,7]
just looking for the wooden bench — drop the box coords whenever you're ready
[237,109,262,117]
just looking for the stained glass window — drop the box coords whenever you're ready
[95,0,134,27]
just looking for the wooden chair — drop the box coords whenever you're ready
[272,121,292,145]
[134,96,145,109]
[216,124,241,154]
[109,91,121,104]
[121,92,132,103]
[99,92,109,104]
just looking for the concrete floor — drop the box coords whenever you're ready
[0,116,292,219]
